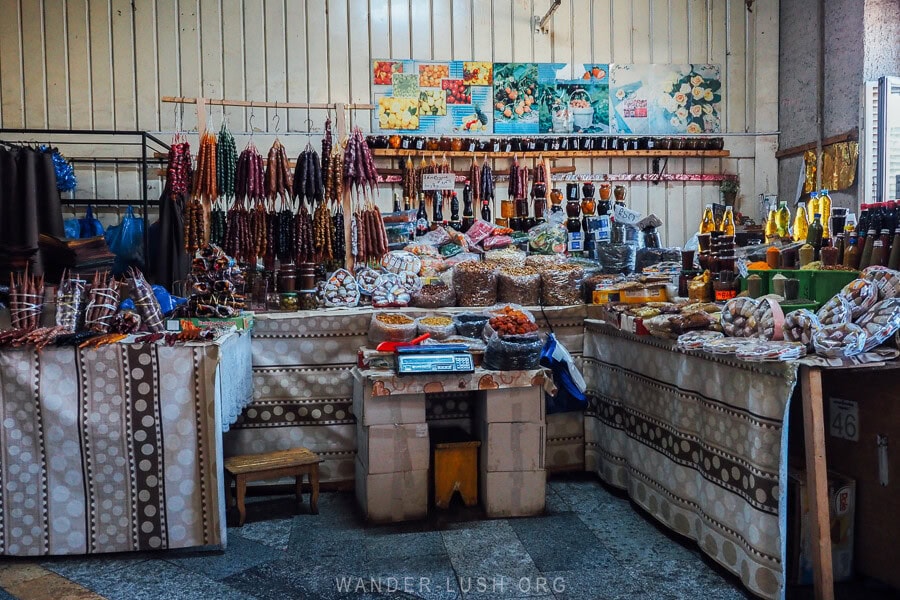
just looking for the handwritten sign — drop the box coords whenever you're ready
[613,203,642,226]
[422,173,456,191]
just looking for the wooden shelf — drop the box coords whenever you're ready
[372,149,729,158]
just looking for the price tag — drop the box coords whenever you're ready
[422,173,456,191]
[613,203,642,226]
[829,397,859,441]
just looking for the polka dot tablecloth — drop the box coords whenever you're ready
[0,332,251,556]
[582,323,798,600]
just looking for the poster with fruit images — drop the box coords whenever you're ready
[372,59,493,135]
[537,64,610,134]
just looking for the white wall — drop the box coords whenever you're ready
[0,0,779,246]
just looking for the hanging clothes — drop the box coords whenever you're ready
[150,187,189,290]
[0,145,65,276]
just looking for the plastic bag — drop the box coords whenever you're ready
[721,297,759,337]
[484,247,527,268]
[453,313,489,338]
[404,243,441,258]
[453,261,498,306]
[782,309,821,349]
[440,243,464,258]
[323,269,360,307]
[410,282,456,308]
[528,213,567,255]
[837,279,879,319]
[541,264,585,306]
[483,332,543,371]
[465,220,494,245]
[861,267,900,300]
[64,218,81,239]
[415,315,456,340]
[381,250,422,275]
[635,247,681,271]
[105,206,145,273]
[79,205,105,238]
[498,266,541,305]
[368,312,417,344]
[596,243,637,274]
[812,323,867,358]
[817,295,853,326]
[425,335,486,352]
[445,228,470,250]
[418,257,447,277]
[855,298,900,351]
[419,227,451,247]
[355,266,381,295]
[55,277,86,332]
[483,235,513,250]
[540,332,587,414]
[371,273,411,307]
[525,254,564,270]
[444,252,480,267]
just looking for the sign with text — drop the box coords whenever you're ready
[613,203,642,225]
[422,173,456,190]
[829,397,859,441]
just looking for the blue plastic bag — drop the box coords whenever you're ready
[105,206,145,273]
[78,205,105,238]
[540,333,588,414]
[63,218,81,239]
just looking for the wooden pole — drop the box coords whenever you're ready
[800,365,835,600]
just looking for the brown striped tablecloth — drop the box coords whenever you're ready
[0,332,252,556]
[583,321,796,600]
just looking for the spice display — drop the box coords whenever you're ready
[541,264,584,306]
[782,309,821,348]
[8,267,44,330]
[415,315,455,340]
[405,275,448,303]
[498,266,541,305]
[84,272,120,333]
[454,261,498,307]
[855,298,900,351]
[812,323,867,358]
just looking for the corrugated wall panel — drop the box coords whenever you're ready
[0,0,778,246]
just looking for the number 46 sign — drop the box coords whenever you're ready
[829,397,859,442]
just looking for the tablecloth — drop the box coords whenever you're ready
[582,321,797,599]
[0,331,252,556]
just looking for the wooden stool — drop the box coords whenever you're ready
[224,448,322,526]
[431,428,480,509]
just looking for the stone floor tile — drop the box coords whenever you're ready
[542,569,648,600]
[3,572,106,600]
[364,530,447,561]
[622,557,752,600]
[40,554,148,583]
[227,517,293,551]
[508,513,618,572]
[164,534,284,580]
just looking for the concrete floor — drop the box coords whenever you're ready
[0,475,891,599]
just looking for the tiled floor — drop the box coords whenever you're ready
[0,475,890,599]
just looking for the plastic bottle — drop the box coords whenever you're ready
[807,191,819,224]
[857,204,871,238]
[871,239,886,268]
[819,189,832,239]
[720,206,735,236]
[885,201,898,234]
[776,201,791,238]
[844,235,860,269]
[806,213,824,252]
[859,229,877,269]
[879,229,892,266]
[449,191,461,231]
[888,228,900,270]
[793,202,809,242]
[765,207,779,241]
[700,204,716,234]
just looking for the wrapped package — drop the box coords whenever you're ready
[751,298,784,340]
[418,257,447,277]
[721,297,759,337]
[56,276,87,332]
[453,313,489,338]
[836,278,879,319]
[497,266,541,306]
[635,247,682,272]
[854,298,900,351]
[861,267,900,300]
[424,335,486,352]
[418,227,451,247]
[540,264,585,306]
[445,228,470,250]
[525,254,565,270]
[381,250,422,275]
[528,217,567,255]
[322,268,360,307]
[355,266,381,295]
[484,247,527,268]
[736,340,807,362]
[465,220,495,245]
[454,261,498,307]
[817,295,854,326]
[483,332,543,371]
[444,252,481,267]
[676,330,724,350]
[782,309,821,349]
[596,243,637,274]
[404,243,441,258]
[368,312,417,344]
[483,235,513,250]
[812,323,868,358]
[440,243,464,258]
[371,273,411,307]
[410,282,456,308]
[415,315,456,340]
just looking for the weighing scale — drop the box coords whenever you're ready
[395,344,474,375]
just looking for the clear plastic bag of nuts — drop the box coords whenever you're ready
[497,266,541,306]
[368,312,417,344]
[540,264,585,306]
[453,261,499,307]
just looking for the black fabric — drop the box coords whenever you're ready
[150,188,189,289]
[0,146,64,276]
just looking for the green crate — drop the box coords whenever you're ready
[740,269,814,300]
[810,270,860,306]
[778,301,819,314]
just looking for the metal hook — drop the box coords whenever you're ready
[273,102,281,134]
[249,102,256,137]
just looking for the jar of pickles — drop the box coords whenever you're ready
[279,292,299,311]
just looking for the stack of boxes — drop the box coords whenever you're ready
[476,386,546,517]
[353,385,430,523]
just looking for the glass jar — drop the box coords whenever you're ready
[388,135,402,149]
[515,197,529,217]
[581,198,596,216]
[549,188,564,211]
[599,182,611,201]
[279,292,298,311]
[425,138,440,151]
[566,198,581,218]
[450,137,463,152]
[614,185,626,202]
[501,199,515,219]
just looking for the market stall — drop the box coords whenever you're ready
[0,331,252,556]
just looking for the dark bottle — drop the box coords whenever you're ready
[835,233,845,265]
[885,201,898,234]
[859,229,878,269]
[481,200,492,223]
[879,229,892,266]
[433,194,444,223]
[403,194,411,211]
[844,235,860,269]
[461,181,475,232]
[870,203,885,236]
[888,228,900,270]
[449,191,461,231]
[806,213,824,253]
[857,204,871,237]
[392,191,401,213]
[415,192,429,237]
[871,240,886,268]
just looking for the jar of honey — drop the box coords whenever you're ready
[599,182,611,201]
[549,188,564,212]
[501,199,515,218]
[388,135,402,149]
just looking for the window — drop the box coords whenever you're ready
[862,76,900,203]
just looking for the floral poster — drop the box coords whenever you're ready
[650,64,722,134]
[609,64,651,134]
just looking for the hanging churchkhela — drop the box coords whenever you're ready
[212,122,237,246]
[186,131,218,253]
[344,127,386,264]
[231,141,264,263]
[264,138,293,268]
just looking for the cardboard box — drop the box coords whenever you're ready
[592,285,667,305]
[788,468,856,585]
[165,313,255,331]
[356,422,430,474]
[355,458,427,522]
[480,469,546,517]
[478,421,545,472]
[477,387,544,424]
[352,381,426,426]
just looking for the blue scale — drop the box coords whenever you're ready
[395,344,475,375]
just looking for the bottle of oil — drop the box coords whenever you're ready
[792,202,809,242]
[776,201,791,238]
[807,191,819,224]
[819,189,832,240]
[765,207,779,241]
[720,206,735,236]
[699,204,716,234]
